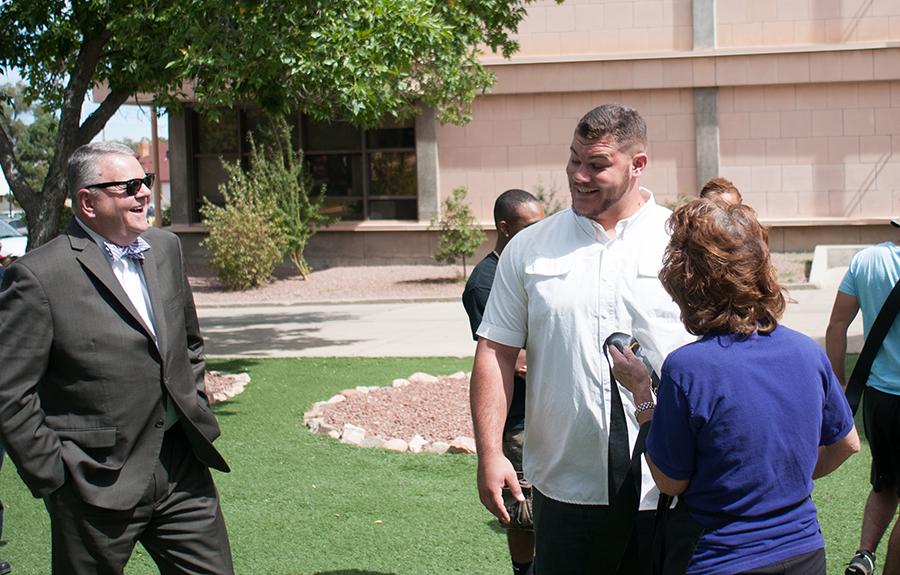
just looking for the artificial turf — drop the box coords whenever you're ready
[0,354,887,574]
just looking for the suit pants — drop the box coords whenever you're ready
[533,488,654,575]
[43,424,234,575]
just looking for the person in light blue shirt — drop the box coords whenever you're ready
[827,221,900,575]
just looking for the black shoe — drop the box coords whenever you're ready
[0,558,11,574]
[846,550,875,575]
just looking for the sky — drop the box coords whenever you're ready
[0,69,168,198]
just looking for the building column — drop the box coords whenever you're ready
[415,105,440,223]
[693,0,716,50]
[694,88,720,190]
[167,109,192,225]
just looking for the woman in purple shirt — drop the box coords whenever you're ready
[611,199,860,575]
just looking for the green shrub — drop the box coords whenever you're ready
[201,180,285,291]
[430,186,486,278]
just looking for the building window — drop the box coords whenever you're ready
[189,109,417,222]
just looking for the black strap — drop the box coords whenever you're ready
[846,276,900,415]
[595,333,659,573]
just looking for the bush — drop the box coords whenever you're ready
[201,178,285,291]
[430,186,486,278]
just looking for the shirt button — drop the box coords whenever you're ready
[155,419,165,428]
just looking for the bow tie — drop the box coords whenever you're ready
[104,237,151,262]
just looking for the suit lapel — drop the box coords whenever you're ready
[68,224,160,349]
[141,242,168,360]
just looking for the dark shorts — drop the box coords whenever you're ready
[863,386,900,494]
[736,547,825,575]
[501,427,533,531]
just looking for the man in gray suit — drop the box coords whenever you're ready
[0,142,233,574]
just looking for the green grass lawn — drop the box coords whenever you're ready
[0,355,889,574]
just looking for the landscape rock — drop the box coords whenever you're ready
[382,439,409,452]
[448,371,467,380]
[409,435,428,454]
[339,389,360,398]
[448,436,477,454]
[230,373,251,383]
[327,394,346,404]
[392,378,410,388]
[360,436,385,449]
[427,441,451,455]
[407,372,438,385]
[355,386,372,394]
[315,422,340,439]
[340,423,366,445]
[307,418,323,433]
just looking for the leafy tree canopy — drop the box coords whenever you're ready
[0,0,559,249]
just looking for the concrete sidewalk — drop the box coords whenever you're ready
[198,248,865,358]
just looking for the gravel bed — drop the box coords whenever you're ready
[322,375,474,443]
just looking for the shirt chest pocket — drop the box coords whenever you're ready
[525,256,582,318]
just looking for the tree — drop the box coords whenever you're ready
[0,83,58,194]
[430,186,486,278]
[0,0,561,251]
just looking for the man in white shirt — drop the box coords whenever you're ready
[470,103,692,575]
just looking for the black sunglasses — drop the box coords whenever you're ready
[86,173,156,196]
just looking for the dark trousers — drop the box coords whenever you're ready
[736,548,826,575]
[533,487,655,575]
[44,424,234,575]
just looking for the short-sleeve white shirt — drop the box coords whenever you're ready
[477,192,693,508]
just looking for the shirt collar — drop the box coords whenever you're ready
[574,187,657,243]
[74,217,149,263]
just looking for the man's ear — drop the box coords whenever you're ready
[77,190,95,219]
[497,220,511,238]
[631,152,648,177]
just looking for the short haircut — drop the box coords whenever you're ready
[67,141,136,202]
[659,198,785,336]
[493,189,540,228]
[700,177,743,202]
[574,103,647,155]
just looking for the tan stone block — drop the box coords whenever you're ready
[734,139,767,166]
[666,114,695,141]
[843,108,876,137]
[733,86,766,112]
[858,82,891,109]
[810,53,842,83]
[766,190,800,217]
[781,110,812,138]
[751,165,782,191]
[763,21,795,45]
[876,163,900,190]
[437,124,466,148]
[693,58,717,87]
[827,136,860,164]
[562,92,594,119]
[841,51,875,82]
[545,3,576,32]
[845,164,877,191]
[776,0,807,20]
[782,165,814,192]
[632,60,664,90]
[491,120,523,147]
[795,84,828,110]
[662,59,693,89]
[732,23,763,47]
[776,53,810,85]
[811,109,843,137]
[521,119,551,146]
[766,138,798,165]
[749,111,781,139]
[717,0,747,25]
[874,50,900,81]
[875,108,900,136]
[793,20,826,45]
[533,94,564,119]
[859,136,892,164]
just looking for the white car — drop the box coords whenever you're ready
[0,219,27,257]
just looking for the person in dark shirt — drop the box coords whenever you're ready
[463,189,545,575]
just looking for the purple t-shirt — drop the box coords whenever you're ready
[647,325,854,575]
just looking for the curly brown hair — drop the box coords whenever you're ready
[659,199,785,336]
[699,177,742,204]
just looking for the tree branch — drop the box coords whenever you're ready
[0,118,37,213]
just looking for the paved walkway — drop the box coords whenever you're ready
[198,260,864,359]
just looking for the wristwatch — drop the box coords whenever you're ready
[633,401,655,420]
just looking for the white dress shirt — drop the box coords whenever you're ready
[477,190,695,508]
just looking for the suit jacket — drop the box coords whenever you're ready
[0,221,228,511]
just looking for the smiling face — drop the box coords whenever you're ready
[565,135,647,227]
[76,153,150,246]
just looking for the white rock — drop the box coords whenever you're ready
[327,394,346,404]
[307,418,323,433]
[408,372,439,385]
[355,386,371,394]
[427,441,451,454]
[368,386,381,392]
[392,378,410,388]
[448,371,467,380]
[360,436,385,448]
[382,438,409,452]
[408,435,428,453]
[230,373,251,383]
[315,422,339,438]
[448,436,477,454]
[340,423,366,445]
